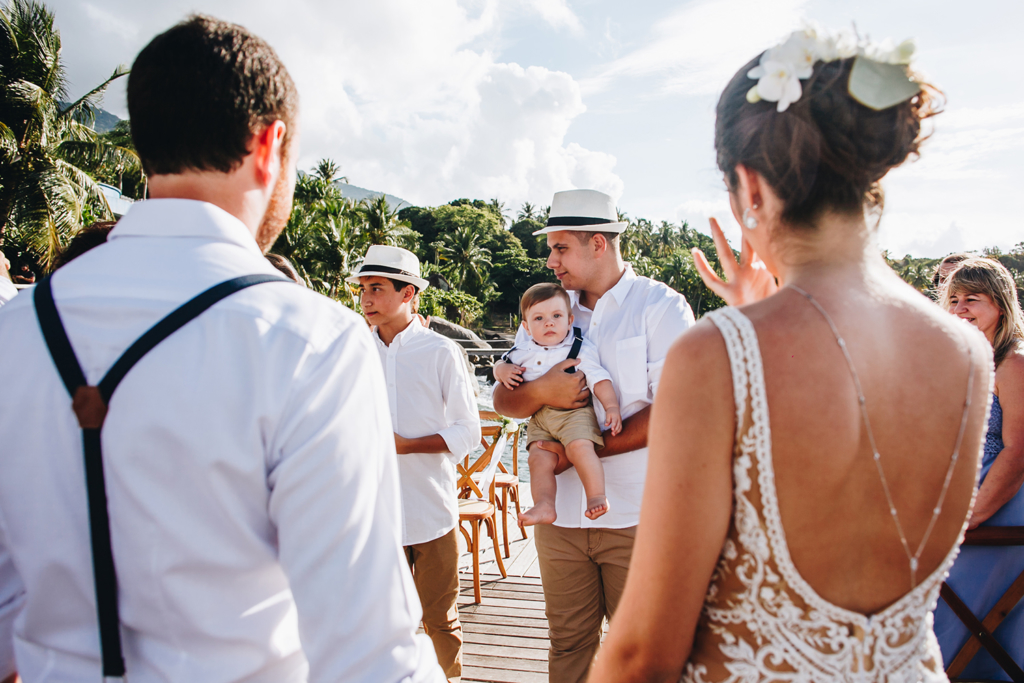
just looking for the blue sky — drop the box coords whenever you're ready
[54,0,1022,257]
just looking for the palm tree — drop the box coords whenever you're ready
[358,194,411,247]
[488,198,508,227]
[517,201,537,222]
[0,0,137,267]
[314,158,347,184]
[438,223,492,295]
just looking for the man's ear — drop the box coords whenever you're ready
[403,285,417,303]
[251,120,287,187]
[592,233,608,256]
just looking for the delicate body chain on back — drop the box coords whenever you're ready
[789,284,975,588]
[681,304,976,683]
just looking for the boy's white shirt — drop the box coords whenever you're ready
[372,320,482,546]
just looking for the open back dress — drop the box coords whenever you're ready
[681,307,969,683]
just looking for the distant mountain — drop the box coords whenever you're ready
[92,108,121,133]
[58,102,122,133]
[334,182,413,210]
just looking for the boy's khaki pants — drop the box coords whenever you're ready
[535,524,637,683]
[406,527,463,678]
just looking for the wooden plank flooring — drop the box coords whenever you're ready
[455,490,551,682]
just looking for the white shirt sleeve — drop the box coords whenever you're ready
[0,528,25,678]
[267,323,444,683]
[575,338,613,390]
[0,280,17,307]
[437,343,482,462]
[645,291,696,397]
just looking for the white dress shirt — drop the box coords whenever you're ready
[0,278,16,306]
[373,321,482,546]
[501,264,695,529]
[502,328,611,387]
[0,199,443,683]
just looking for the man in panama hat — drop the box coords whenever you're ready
[495,188,696,682]
[349,245,481,681]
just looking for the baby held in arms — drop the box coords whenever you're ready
[494,283,621,525]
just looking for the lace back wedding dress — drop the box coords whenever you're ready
[682,306,970,683]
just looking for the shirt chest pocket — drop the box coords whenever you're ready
[615,335,648,402]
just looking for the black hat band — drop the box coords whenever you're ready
[357,264,420,279]
[546,216,615,227]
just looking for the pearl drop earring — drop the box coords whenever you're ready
[743,205,759,230]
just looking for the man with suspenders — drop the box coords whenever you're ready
[0,15,442,683]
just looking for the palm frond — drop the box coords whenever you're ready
[0,121,17,159]
[59,64,130,123]
[58,139,140,174]
[0,4,18,61]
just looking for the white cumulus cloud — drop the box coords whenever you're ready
[48,0,620,209]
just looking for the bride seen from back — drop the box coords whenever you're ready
[589,26,993,683]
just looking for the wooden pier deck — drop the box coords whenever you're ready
[454,489,553,682]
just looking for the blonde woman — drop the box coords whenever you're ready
[934,257,1024,680]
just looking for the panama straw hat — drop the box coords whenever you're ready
[345,245,429,291]
[532,189,628,236]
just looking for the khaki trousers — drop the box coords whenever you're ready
[535,524,636,683]
[406,527,463,679]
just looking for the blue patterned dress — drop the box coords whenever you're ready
[934,394,1024,679]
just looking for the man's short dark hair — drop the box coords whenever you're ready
[572,231,620,248]
[127,15,299,176]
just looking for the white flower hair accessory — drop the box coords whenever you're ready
[746,25,920,112]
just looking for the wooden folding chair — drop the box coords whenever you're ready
[457,428,508,604]
[940,526,1024,682]
[479,410,528,558]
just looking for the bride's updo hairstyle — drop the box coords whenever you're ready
[715,46,941,228]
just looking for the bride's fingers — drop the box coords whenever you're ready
[739,234,755,269]
[691,248,731,300]
[708,218,738,281]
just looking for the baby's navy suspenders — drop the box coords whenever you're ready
[563,326,584,373]
[499,326,584,372]
[33,273,288,681]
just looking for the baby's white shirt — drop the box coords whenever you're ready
[501,327,612,389]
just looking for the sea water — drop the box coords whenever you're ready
[473,376,529,483]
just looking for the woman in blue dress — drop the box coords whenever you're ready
[935,257,1024,679]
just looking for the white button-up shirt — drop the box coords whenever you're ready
[373,321,481,547]
[503,264,695,529]
[0,199,443,683]
[0,279,16,306]
[503,328,611,387]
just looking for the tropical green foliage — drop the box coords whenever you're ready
[0,0,138,267]
[269,159,421,306]
[419,287,484,327]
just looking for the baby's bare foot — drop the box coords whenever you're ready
[585,495,609,520]
[519,503,557,527]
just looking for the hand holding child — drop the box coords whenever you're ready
[604,406,622,436]
[494,361,526,391]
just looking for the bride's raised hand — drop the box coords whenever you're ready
[691,217,778,307]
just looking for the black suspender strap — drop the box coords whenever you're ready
[564,327,584,374]
[33,273,288,680]
[498,346,517,364]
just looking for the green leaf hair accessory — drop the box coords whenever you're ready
[848,38,921,110]
[746,25,919,112]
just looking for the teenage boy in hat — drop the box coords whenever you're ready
[349,245,482,681]
[493,189,696,683]
[0,16,442,683]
